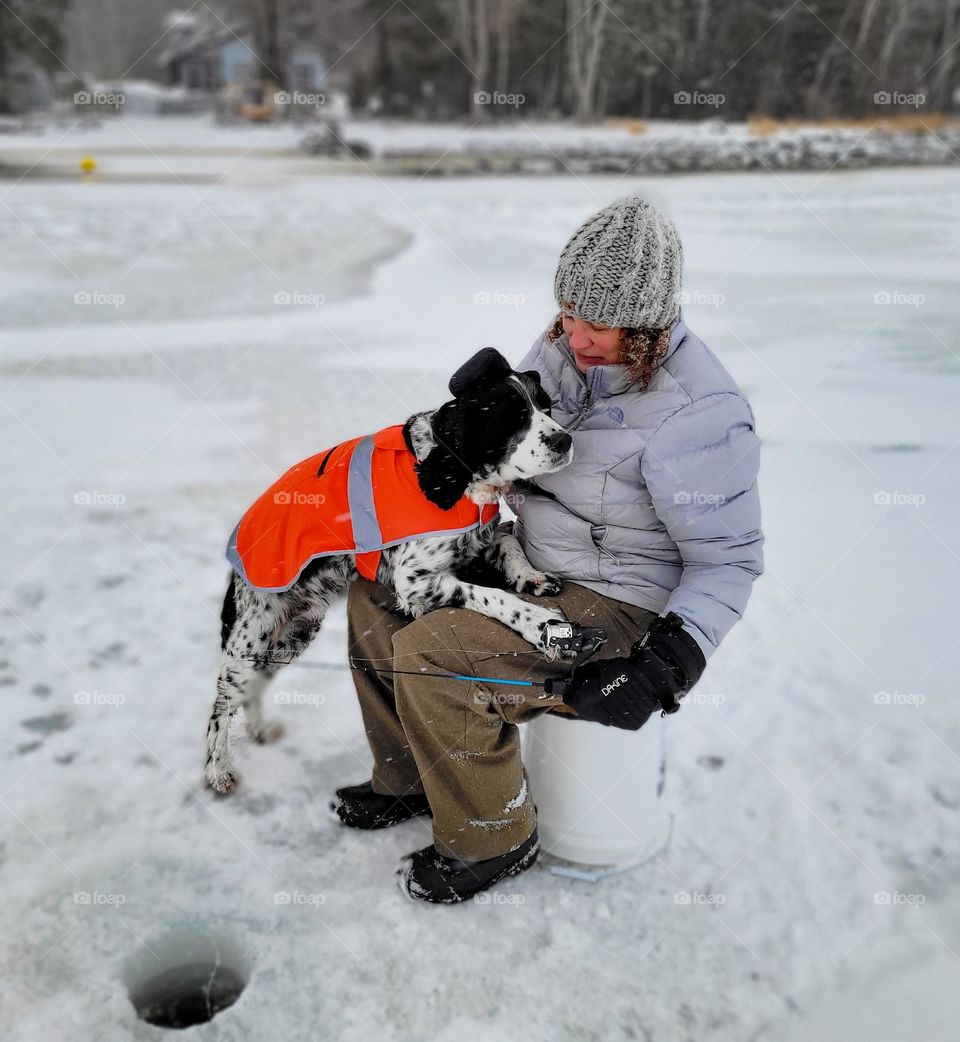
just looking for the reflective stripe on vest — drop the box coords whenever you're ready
[347,435,382,553]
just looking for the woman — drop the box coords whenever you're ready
[334,196,764,904]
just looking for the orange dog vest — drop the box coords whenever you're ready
[226,424,500,591]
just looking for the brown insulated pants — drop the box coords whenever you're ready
[346,576,657,862]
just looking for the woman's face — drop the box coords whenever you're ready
[560,303,623,372]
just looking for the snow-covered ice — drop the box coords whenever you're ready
[1,151,959,1041]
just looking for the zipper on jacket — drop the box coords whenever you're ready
[559,341,602,432]
[597,543,621,566]
[591,523,621,566]
[565,382,595,431]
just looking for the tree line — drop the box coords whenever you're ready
[4,0,958,121]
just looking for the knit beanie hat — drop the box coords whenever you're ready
[553,196,683,330]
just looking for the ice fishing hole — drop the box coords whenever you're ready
[124,923,250,1029]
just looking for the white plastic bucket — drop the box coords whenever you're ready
[522,710,672,867]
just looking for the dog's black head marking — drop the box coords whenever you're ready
[410,349,564,511]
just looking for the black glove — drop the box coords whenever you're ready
[560,612,707,730]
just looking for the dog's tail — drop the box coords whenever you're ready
[220,572,238,651]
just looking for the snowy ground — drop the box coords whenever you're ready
[1,145,959,1041]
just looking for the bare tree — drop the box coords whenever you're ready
[876,0,911,84]
[926,0,960,110]
[566,0,609,122]
[495,0,524,94]
[454,0,493,116]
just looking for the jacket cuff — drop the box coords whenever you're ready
[661,609,715,664]
[630,612,707,688]
[680,624,712,667]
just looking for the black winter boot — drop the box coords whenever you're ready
[396,827,540,904]
[330,780,432,830]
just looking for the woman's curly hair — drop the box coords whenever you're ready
[545,312,671,392]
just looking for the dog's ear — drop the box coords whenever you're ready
[414,400,472,509]
[521,369,553,415]
[449,347,513,398]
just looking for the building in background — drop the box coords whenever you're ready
[157,9,326,122]
[2,53,54,115]
[0,0,68,118]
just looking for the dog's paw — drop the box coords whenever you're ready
[248,719,285,745]
[206,769,238,795]
[544,644,579,665]
[518,571,562,597]
[532,615,576,662]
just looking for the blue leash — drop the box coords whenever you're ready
[278,622,609,698]
[282,658,544,686]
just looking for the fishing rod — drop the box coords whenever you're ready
[277,621,608,698]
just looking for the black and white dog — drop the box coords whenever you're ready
[205,349,575,793]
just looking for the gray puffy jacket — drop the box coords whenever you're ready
[510,314,764,662]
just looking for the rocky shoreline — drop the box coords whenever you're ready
[373,124,960,176]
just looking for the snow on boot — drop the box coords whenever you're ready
[396,827,540,904]
[330,779,432,830]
